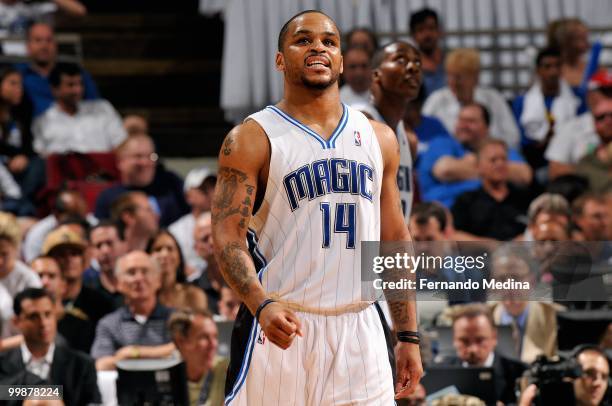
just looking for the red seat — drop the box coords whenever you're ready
[39,152,120,215]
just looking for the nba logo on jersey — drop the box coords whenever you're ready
[257,330,266,345]
[354,130,361,146]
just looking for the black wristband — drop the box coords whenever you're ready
[397,330,420,338]
[397,331,420,344]
[255,299,276,322]
[397,336,420,344]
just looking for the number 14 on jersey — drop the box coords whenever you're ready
[320,202,356,249]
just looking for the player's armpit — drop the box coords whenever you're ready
[212,121,270,314]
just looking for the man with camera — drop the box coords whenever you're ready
[519,346,610,406]
[437,303,527,404]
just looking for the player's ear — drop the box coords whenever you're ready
[339,54,344,75]
[275,52,285,72]
[372,68,381,83]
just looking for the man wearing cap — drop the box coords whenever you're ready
[169,167,217,272]
[546,70,612,179]
[42,225,114,352]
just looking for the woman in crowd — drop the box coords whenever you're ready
[146,229,207,312]
[0,66,45,215]
[548,19,589,87]
[422,48,521,149]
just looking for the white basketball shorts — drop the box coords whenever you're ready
[224,304,395,405]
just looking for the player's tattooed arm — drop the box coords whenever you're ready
[218,242,257,296]
[212,122,271,315]
[212,167,255,230]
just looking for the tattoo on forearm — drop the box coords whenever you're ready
[218,242,257,296]
[212,166,255,229]
[381,242,415,327]
[388,300,410,325]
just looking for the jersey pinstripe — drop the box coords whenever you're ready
[245,104,383,310]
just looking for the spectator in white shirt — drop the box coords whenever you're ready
[423,48,520,149]
[339,47,372,107]
[545,70,612,179]
[32,62,127,156]
[0,212,41,338]
[169,167,216,272]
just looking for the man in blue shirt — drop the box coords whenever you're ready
[15,22,99,117]
[417,103,532,207]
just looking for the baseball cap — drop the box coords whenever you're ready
[184,167,215,192]
[588,70,612,91]
[42,225,87,256]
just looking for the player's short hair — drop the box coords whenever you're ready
[277,10,338,52]
[371,41,420,69]
[536,47,561,67]
[409,7,440,34]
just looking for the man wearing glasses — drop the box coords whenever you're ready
[576,96,612,193]
[94,134,190,226]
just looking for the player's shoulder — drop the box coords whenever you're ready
[368,119,399,166]
[224,119,268,152]
[228,118,268,141]
[218,119,270,168]
[368,119,398,147]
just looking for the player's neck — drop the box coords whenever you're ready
[280,87,343,123]
[373,94,408,130]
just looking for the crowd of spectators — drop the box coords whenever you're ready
[0,6,610,406]
[344,8,611,405]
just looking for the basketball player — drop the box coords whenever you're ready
[356,41,423,222]
[212,10,422,405]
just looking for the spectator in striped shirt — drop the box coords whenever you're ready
[90,250,175,370]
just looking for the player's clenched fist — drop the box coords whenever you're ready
[258,302,303,350]
[394,342,424,399]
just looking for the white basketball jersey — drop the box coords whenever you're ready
[245,104,383,310]
[354,104,413,221]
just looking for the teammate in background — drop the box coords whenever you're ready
[356,40,423,220]
[212,10,421,405]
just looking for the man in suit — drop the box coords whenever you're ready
[437,303,526,404]
[488,249,563,363]
[0,288,100,406]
